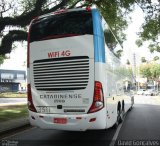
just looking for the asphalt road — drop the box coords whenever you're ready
[1,126,116,146]
[1,96,160,146]
[116,104,160,145]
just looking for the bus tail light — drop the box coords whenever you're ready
[88,81,104,113]
[27,84,37,112]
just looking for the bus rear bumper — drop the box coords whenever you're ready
[28,109,106,131]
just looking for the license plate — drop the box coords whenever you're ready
[53,118,67,124]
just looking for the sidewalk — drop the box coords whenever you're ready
[0,117,30,134]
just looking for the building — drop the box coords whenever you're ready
[0,69,26,92]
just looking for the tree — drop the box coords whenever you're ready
[0,0,130,53]
[126,59,130,65]
[140,64,152,79]
[140,63,160,85]
[150,63,160,80]
[135,0,160,53]
[114,50,123,59]
[135,39,143,47]
[0,0,131,60]
[141,57,147,63]
[0,55,8,65]
[0,0,70,55]
[153,56,159,61]
[0,0,159,57]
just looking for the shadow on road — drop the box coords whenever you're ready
[3,126,116,146]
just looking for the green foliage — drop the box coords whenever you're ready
[149,44,156,53]
[153,56,159,61]
[0,30,28,54]
[140,64,152,78]
[135,39,143,47]
[148,43,160,53]
[140,63,160,81]
[0,0,130,55]
[0,0,159,55]
[126,67,133,78]
[0,55,7,65]
[97,0,130,45]
[141,18,159,42]
[19,0,37,13]
[135,0,160,53]
[126,59,130,65]
[114,50,123,58]
[150,63,160,79]
[115,66,133,77]
[141,57,147,63]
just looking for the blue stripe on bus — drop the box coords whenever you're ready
[92,9,105,63]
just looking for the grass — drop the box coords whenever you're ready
[0,105,28,122]
[0,92,27,98]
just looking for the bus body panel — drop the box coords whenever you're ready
[30,35,94,63]
[92,9,105,63]
[29,35,95,114]
[29,108,106,131]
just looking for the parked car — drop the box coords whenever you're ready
[144,89,156,96]
[137,89,146,95]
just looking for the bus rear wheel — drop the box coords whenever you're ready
[129,96,134,111]
[113,109,122,129]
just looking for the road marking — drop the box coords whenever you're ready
[109,115,126,146]
[1,127,36,140]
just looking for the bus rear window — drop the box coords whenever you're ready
[30,11,93,43]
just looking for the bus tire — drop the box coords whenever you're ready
[121,101,125,121]
[129,96,134,111]
[113,105,122,129]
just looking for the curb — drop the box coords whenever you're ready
[0,119,31,138]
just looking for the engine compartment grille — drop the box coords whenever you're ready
[33,56,89,91]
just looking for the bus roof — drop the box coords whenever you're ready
[36,8,94,20]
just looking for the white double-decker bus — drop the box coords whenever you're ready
[27,8,134,131]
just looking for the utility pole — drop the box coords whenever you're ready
[133,53,138,91]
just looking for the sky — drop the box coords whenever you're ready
[0,5,159,71]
